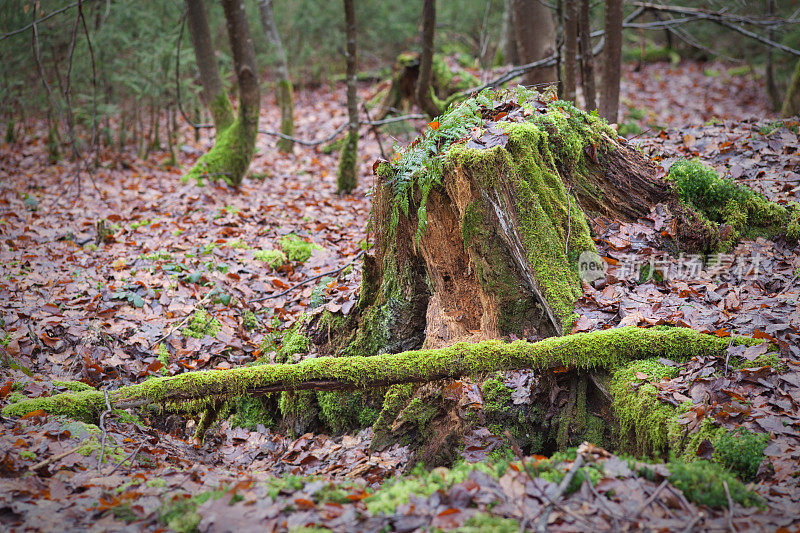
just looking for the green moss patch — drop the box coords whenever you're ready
[182,309,221,339]
[667,158,798,248]
[254,248,287,269]
[279,234,322,263]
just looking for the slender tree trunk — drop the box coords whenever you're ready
[781,59,800,117]
[765,0,780,111]
[337,0,359,194]
[415,0,441,118]
[499,0,519,65]
[511,0,557,87]
[184,0,261,186]
[563,0,578,102]
[258,0,295,153]
[578,0,596,110]
[185,0,233,130]
[600,0,623,123]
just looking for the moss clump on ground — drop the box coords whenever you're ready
[276,326,310,363]
[364,461,494,515]
[667,460,762,508]
[254,248,287,269]
[182,309,221,339]
[714,428,769,481]
[667,158,799,248]
[279,234,322,263]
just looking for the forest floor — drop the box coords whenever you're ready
[1,59,799,532]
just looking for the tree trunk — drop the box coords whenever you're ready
[600,0,623,123]
[765,0,781,111]
[578,0,596,110]
[563,0,578,102]
[184,0,260,186]
[781,59,800,118]
[510,0,557,87]
[184,0,234,130]
[498,0,519,65]
[415,0,441,118]
[257,0,295,153]
[337,0,359,194]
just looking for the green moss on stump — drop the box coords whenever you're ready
[667,158,798,249]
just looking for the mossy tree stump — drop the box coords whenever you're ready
[310,86,795,458]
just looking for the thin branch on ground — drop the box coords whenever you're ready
[29,444,84,471]
[148,291,212,350]
[249,249,365,303]
[535,453,586,532]
[97,389,112,469]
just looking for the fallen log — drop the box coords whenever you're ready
[2,326,758,424]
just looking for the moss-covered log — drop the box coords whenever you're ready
[1,326,756,422]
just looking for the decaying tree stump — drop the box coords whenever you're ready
[307,86,795,459]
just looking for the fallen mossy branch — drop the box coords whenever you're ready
[2,326,761,424]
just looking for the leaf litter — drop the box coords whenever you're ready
[1,61,800,530]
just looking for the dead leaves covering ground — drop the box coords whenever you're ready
[1,60,800,531]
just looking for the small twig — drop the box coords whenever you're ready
[535,454,585,532]
[723,480,736,532]
[249,249,365,303]
[586,473,620,531]
[362,102,387,160]
[723,338,734,376]
[628,479,668,520]
[106,440,145,476]
[680,512,704,533]
[29,444,84,471]
[97,388,112,469]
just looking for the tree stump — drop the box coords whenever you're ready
[307,86,795,460]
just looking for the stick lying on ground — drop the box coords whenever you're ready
[2,326,760,423]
